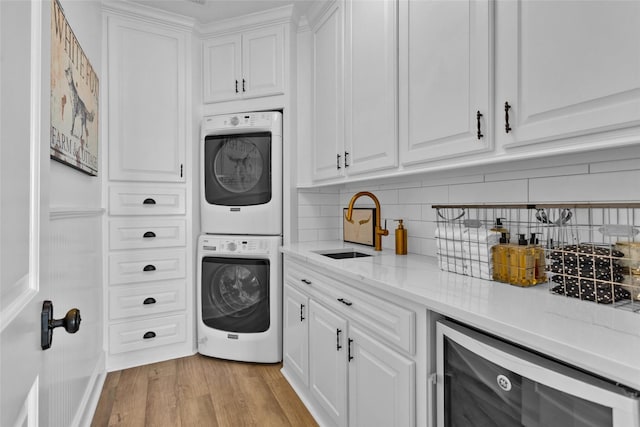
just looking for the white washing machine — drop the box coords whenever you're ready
[197,234,282,363]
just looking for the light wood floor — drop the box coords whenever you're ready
[91,354,318,427]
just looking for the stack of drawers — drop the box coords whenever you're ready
[107,184,190,370]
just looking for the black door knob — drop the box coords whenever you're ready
[41,301,81,350]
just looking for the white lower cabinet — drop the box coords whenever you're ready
[282,258,417,427]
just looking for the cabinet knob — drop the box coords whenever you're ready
[143,264,156,272]
[143,198,156,205]
[301,279,312,285]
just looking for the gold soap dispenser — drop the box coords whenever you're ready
[394,219,407,255]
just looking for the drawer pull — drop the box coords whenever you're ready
[336,328,342,351]
[338,298,353,307]
[143,231,156,238]
[143,264,156,272]
[504,101,512,133]
[348,338,354,361]
[300,304,305,321]
[301,279,312,285]
[143,297,156,305]
[143,198,156,205]
[143,331,156,339]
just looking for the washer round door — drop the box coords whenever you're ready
[201,257,270,333]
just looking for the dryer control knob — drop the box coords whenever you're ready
[227,242,237,252]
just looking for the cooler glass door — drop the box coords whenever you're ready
[436,321,640,427]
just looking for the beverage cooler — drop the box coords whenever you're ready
[436,320,640,427]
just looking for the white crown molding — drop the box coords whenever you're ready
[102,0,196,31]
[196,4,294,37]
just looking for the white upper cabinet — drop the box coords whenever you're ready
[203,24,284,103]
[310,0,398,182]
[495,0,640,151]
[399,0,491,166]
[107,17,188,183]
[344,0,398,175]
[311,1,345,181]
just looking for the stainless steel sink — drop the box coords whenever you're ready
[316,250,373,259]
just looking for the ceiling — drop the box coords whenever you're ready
[125,0,314,24]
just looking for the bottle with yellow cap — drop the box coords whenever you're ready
[394,219,407,255]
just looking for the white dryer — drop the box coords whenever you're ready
[196,234,281,363]
[200,111,282,235]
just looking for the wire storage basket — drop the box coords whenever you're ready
[433,203,640,313]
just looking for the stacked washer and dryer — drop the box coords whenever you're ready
[197,111,282,363]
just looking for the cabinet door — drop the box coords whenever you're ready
[107,17,187,182]
[203,34,242,103]
[495,1,640,150]
[309,300,348,427]
[344,0,398,175]
[283,284,310,386]
[399,0,491,165]
[348,326,415,427]
[312,1,345,181]
[242,26,284,99]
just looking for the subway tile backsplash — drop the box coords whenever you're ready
[297,147,640,256]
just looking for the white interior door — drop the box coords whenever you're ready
[1,1,47,425]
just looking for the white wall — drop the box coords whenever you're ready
[297,145,640,256]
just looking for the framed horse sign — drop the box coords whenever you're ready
[50,0,99,176]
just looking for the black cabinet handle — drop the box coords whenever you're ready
[143,297,156,305]
[337,298,353,307]
[337,153,342,170]
[301,279,312,285]
[505,102,512,133]
[143,231,156,238]
[143,264,156,272]
[344,151,350,167]
[348,338,354,361]
[143,331,156,339]
[143,198,156,205]
[336,329,343,350]
[242,78,246,92]
[476,111,484,140]
[235,80,239,93]
[300,304,305,321]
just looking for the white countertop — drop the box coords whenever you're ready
[282,240,640,391]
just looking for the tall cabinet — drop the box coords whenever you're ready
[103,5,194,371]
[309,0,398,182]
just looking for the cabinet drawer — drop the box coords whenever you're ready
[109,218,186,250]
[109,314,187,354]
[109,185,185,215]
[286,260,416,354]
[109,280,186,320]
[109,249,186,285]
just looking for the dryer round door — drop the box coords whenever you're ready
[201,257,270,333]
[203,132,272,206]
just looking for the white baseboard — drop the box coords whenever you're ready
[73,351,107,427]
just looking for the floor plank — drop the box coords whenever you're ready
[91,355,318,427]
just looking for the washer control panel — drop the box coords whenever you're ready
[201,237,265,254]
